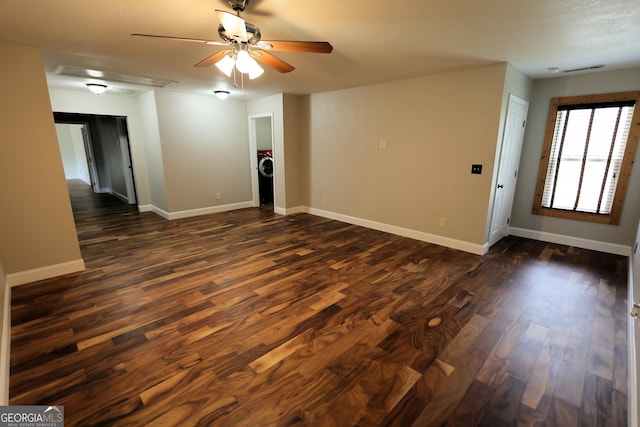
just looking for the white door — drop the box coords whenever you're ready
[489,95,529,246]
[81,124,101,194]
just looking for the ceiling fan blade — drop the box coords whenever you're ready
[215,9,247,42]
[256,40,333,54]
[194,50,231,68]
[131,33,229,46]
[251,50,295,73]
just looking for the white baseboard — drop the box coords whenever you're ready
[509,227,632,256]
[303,207,486,255]
[137,204,153,213]
[151,205,170,219]
[165,201,255,220]
[629,259,638,427]
[6,259,85,287]
[0,280,9,405]
[111,190,129,203]
[281,206,305,215]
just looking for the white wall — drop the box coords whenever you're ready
[511,67,640,251]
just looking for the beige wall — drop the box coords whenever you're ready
[255,117,272,151]
[301,63,508,247]
[0,41,81,275]
[511,67,640,247]
[153,91,251,213]
[283,94,304,209]
[137,91,168,212]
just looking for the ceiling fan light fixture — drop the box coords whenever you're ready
[248,61,264,79]
[235,49,254,73]
[86,83,107,95]
[214,90,230,100]
[215,55,235,77]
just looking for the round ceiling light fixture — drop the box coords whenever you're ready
[214,90,230,100]
[86,83,107,94]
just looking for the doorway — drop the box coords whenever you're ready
[249,114,275,210]
[54,112,138,207]
[489,94,529,247]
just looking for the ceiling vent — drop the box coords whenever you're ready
[54,65,177,87]
[562,64,605,73]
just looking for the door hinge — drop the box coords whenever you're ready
[522,120,526,128]
[631,303,640,319]
[514,170,517,178]
[507,217,510,225]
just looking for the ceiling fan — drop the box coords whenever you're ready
[132,0,333,78]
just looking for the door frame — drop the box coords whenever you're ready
[248,113,275,208]
[489,94,529,247]
[80,123,101,193]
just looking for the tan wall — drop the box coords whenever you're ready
[153,91,251,213]
[137,91,168,212]
[0,41,81,274]
[283,94,303,209]
[302,63,507,245]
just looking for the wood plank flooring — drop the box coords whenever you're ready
[9,180,628,426]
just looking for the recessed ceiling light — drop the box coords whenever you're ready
[547,67,561,73]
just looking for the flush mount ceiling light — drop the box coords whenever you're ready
[214,90,230,100]
[86,83,107,95]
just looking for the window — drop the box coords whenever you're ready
[533,91,640,225]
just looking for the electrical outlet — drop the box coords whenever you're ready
[323,196,328,204]
[216,193,221,200]
[471,164,483,174]
[439,217,447,227]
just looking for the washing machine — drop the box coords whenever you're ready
[257,150,273,205]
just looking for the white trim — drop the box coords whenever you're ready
[137,204,153,213]
[165,201,255,220]
[281,206,305,216]
[0,281,10,405]
[6,259,85,287]
[509,227,632,256]
[304,207,486,255]
[111,190,129,203]
[273,206,288,216]
[629,257,638,427]
[151,206,170,219]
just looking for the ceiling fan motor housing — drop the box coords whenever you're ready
[218,22,261,44]
[228,0,249,12]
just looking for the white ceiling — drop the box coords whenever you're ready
[1,0,639,100]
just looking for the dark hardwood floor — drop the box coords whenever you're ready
[10,180,628,426]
